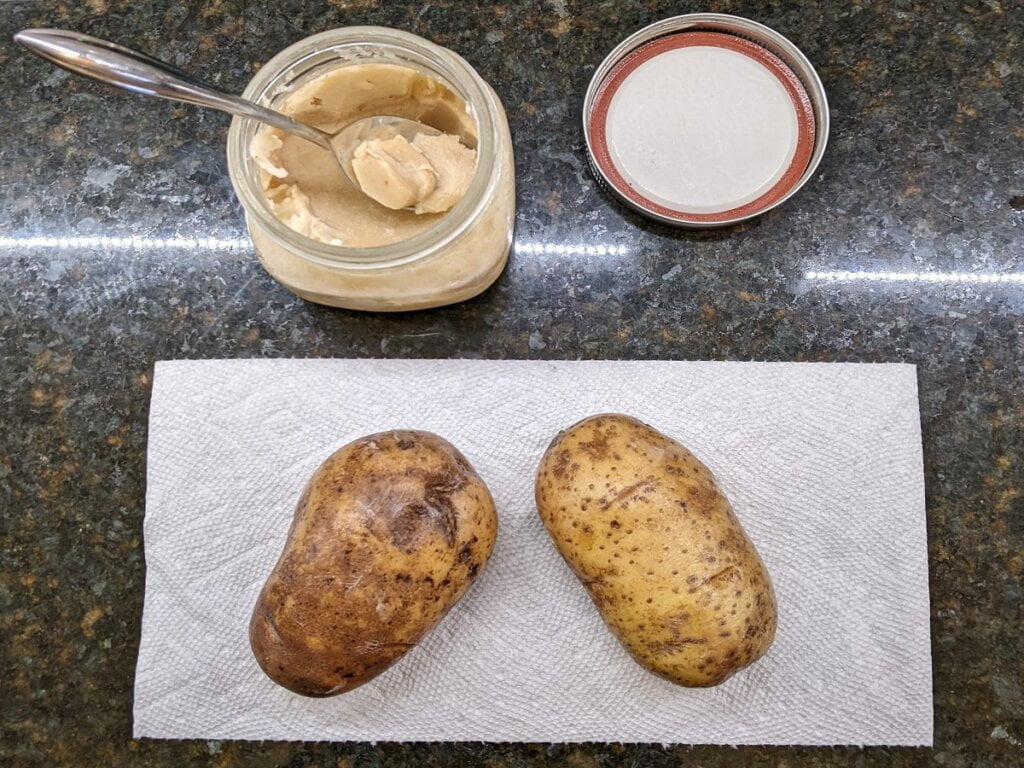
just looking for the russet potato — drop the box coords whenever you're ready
[536,413,776,687]
[250,430,496,696]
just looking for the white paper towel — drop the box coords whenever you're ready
[134,359,932,745]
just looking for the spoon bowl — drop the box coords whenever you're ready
[329,116,442,190]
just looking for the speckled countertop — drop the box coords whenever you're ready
[1,0,1022,766]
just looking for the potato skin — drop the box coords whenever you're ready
[250,430,496,697]
[536,414,776,687]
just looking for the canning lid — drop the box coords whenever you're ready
[584,14,829,228]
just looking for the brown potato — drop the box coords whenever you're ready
[250,430,497,696]
[535,413,776,687]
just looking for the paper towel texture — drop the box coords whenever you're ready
[135,359,932,745]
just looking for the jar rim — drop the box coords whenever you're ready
[226,27,498,271]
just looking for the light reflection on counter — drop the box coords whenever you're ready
[515,241,630,256]
[0,235,250,251]
[806,270,1024,285]
[0,236,632,258]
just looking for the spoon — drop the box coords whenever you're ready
[14,28,441,197]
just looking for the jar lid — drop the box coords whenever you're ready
[584,14,829,228]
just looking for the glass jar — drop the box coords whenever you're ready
[226,27,515,312]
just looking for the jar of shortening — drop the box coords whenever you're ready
[226,27,515,311]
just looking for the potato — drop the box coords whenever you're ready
[535,413,776,687]
[250,430,497,696]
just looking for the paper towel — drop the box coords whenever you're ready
[134,359,932,745]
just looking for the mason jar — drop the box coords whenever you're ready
[226,27,515,312]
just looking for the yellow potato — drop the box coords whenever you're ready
[535,413,776,687]
[250,430,497,696]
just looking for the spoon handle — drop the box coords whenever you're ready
[14,28,333,150]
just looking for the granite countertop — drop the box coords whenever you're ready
[1,0,1022,766]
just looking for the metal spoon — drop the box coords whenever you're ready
[14,28,441,196]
